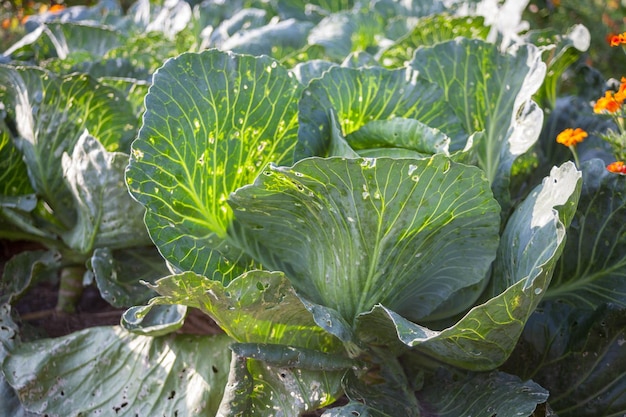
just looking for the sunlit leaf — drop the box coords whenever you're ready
[144,270,341,349]
[296,65,467,158]
[126,50,302,279]
[230,155,500,324]
[379,14,489,68]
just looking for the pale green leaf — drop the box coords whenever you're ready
[3,326,232,417]
[0,304,37,417]
[346,118,451,157]
[61,131,150,254]
[126,49,302,279]
[208,8,268,47]
[219,19,314,60]
[307,10,385,61]
[218,354,344,416]
[230,155,500,324]
[121,304,186,336]
[525,24,591,110]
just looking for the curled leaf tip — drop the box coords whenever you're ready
[556,128,587,147]
[607,161,626,174]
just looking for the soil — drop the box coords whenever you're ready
[2,239,224,338]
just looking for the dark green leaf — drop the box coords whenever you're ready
[546,159,626,308]
[3,327,232,417]
[505,302,626,417]
[416,369,548,417]
[126,49,302,278]
[230,155,500,324]
[341,357,420,417]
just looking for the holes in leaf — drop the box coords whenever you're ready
[168,390,176,400]
[113,402,128,413]
[212,365,219,373]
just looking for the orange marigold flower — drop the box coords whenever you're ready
[556,128,588,147]
[594,90,623,113]
[607,161,626,174]
[609,32,626,47]
[49,4,66,13]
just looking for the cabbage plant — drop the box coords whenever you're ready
[117,47,581,415]
[5,0,624,416]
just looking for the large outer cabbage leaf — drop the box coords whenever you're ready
[2,326,232,417]
[355,162,581,370]
[126,49,302,280]
[0,120,32,199]
[229,155,500,324]
[136,270,348,416]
